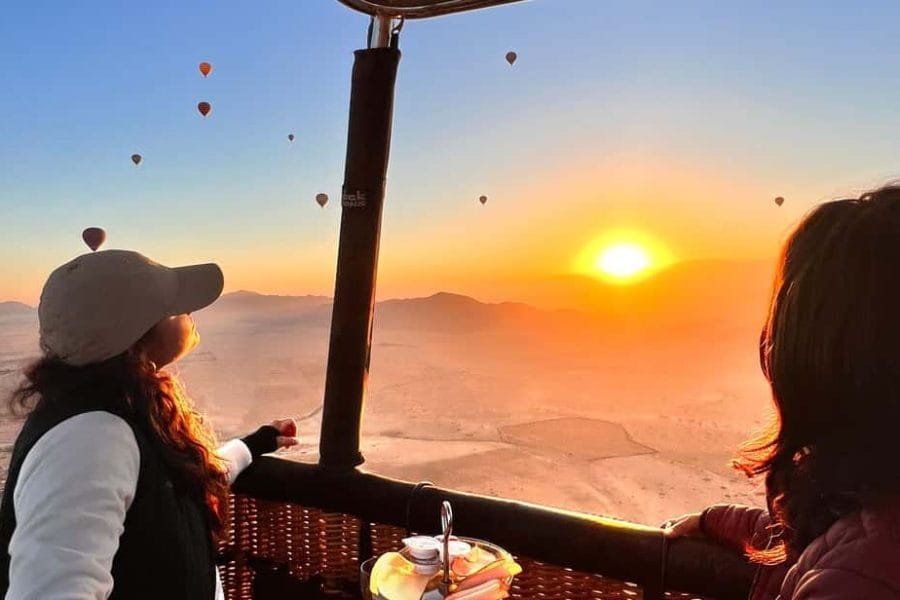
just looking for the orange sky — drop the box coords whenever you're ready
[217,154,789,304]
[2,153,798,308]
[9,1,900,313]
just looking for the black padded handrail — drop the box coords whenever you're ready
[336,0,529,19]
[234,457,756,599]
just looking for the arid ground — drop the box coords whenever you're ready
[1,260,772,526]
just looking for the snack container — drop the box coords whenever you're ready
[362,537,516,600]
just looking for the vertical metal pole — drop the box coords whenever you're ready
[371,13,394,48]
[319,17,400,469]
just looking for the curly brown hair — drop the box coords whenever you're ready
[7,342,230,543]
[736,185,900,563]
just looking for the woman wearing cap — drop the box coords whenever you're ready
[0,249,298,600]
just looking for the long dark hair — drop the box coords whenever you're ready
[7,339,230,542]
[736,185,900,563]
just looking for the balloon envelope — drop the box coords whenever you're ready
[316,193,328,207]
[775,196,784,206]
[199,62,212,77]
[131,154,142,165]
[479,195,488,205]
[82,227,106,252]
[288,134,295,142]
[197,101,211,117]
[505,51,517,65]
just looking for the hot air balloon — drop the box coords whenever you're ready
[131,154,142,166]
[775,196,784,206]
[316,193,328,208]
[288,134,295,142]
[505,51,517,65]
[479,195,488,205]
[82,227,106,252]
[199,62,212,77]
[197,101,211,117]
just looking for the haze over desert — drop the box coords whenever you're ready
[1,258,772,526]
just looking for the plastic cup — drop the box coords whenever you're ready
[360,556,378,600]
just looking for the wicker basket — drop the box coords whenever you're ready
[218,494,712,600]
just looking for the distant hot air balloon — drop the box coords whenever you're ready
[479,195,488,205]
[197,101,211,117]
[288,133,295,142]
[505,51,517,65]
[199,62,212,77]
[775,196,784,206]
[131,154,142,166]
[82,227,106,252]
[316,193,328,208]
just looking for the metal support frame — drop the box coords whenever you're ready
[337,0,528,19]
[281,1,754,594]
[320,0,529,471]
[370,14,397,48]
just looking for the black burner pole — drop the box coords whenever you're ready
[319,17,401,469]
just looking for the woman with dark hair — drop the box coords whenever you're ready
[0,249,298,599]
[663,185,900,598]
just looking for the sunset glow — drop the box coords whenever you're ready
[0,0,870,306]
[573,230,675,285]
[3,0,889,547]
[596,244,651,281]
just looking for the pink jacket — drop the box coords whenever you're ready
[703,503,900,599]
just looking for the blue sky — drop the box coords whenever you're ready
[4,1,900,303]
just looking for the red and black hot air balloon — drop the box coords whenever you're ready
[197,101,212,117]
[82,227,107,252]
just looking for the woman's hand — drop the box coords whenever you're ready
[661,512,703,538]
[241,419,299,459]
[269,418,299,450]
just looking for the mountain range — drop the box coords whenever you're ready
[0,302,33,317]
[0,259,775,335]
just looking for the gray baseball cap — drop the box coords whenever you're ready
[39,250,224,366]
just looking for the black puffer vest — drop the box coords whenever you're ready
[0,396,217,599]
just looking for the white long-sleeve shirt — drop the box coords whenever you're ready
[6,411,253,600]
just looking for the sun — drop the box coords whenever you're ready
[572,230,673,285]
[596,243,651,280]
